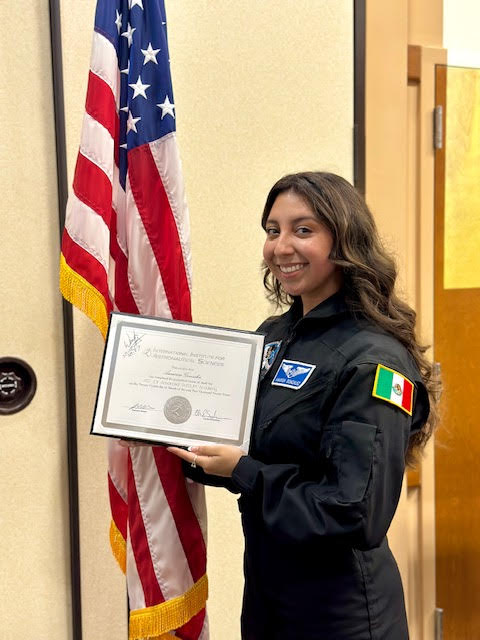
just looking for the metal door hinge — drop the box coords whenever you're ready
[434,106,443,150]
[435,607,444,640]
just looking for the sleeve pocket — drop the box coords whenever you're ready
[336,421,378,503]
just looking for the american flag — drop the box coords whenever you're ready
[60,1,209,638]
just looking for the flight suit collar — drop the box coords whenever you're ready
[285,290,348,329]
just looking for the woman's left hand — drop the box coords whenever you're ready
[167,444,246,477]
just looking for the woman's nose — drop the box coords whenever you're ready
[274,232,294,255]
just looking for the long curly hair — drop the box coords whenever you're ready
[261,171,438,466]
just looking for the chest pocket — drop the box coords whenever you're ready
[253,374,335,467]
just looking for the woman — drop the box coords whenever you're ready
[168,172,436,640]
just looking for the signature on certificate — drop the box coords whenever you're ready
[122,331,144,357]
[128,403,156,412]
[194,408,230,421]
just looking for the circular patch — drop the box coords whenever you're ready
[163,396,192,424]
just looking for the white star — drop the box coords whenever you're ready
[120,105,129,112]
[129,75,150,99]
[121,62,130,75]
[115,10,122,34]
[126,111,141,133]
[157,95,175,119]
[120,143,127,149]
[141,42,160,65]
[129,0,144,8]
[121,23,136,47]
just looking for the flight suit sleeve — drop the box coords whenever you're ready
[182,459,238,492]
[231,360,430,549]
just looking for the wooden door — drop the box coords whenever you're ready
[435,64,480,638]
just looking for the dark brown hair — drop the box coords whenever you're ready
[261,171,438,465]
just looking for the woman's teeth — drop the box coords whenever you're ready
[278,264,304,273]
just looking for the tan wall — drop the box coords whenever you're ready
[62,0,353,640]
[167,5,353,632]
[444,0,480,67]
[409,0,443,48]
[0,2,71,639]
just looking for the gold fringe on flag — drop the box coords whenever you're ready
[109,520,127,574]
[129,574,208,640]
[59,253,109,339]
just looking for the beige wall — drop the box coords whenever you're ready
[0,1,354,640]
[167,5,353,632]
[444,0,480,67]
[0,2,71,639]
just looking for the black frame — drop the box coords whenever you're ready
[48,2,366,638]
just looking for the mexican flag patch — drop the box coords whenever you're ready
[372,364,414,415]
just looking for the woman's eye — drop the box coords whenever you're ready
[296,226,311,235]
[265,227,279,236]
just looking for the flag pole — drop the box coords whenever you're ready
[48,1,83,639]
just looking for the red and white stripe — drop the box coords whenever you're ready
[61,27,207,640]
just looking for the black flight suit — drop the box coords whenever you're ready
[186,292,429,640]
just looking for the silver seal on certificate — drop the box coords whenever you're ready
[164,396,192,424]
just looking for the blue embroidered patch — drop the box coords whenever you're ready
[261,341,282,374]
[271,359,316,389]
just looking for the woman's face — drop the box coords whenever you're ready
[263,190,343,315]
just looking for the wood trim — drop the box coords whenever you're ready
[407,467,421,488]
[406,43,421,492]
[354,0,366,194]
[408,44,421,83]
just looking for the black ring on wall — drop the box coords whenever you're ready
[0,357,37,415]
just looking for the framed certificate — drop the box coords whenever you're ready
[91,312,265,448]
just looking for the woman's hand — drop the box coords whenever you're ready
[167,444,246,477]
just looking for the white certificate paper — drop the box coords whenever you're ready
[91,313,265,448]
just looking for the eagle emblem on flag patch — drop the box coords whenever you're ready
[372,364,414,415]
[272,359,316,389]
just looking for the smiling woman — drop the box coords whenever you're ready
[262,190,343,314]
[167,171,438,640]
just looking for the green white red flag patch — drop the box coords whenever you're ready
[372,364,414,415]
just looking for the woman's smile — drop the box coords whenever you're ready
[276,263,306,275]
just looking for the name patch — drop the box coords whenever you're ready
[272,359,316,389]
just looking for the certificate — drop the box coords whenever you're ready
[91,312,265,448]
